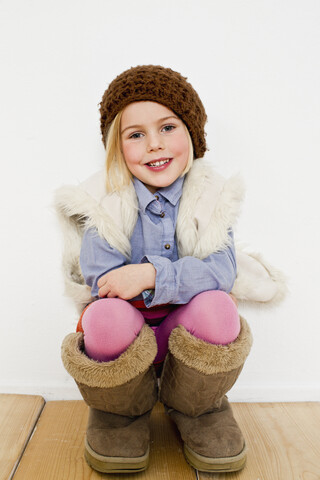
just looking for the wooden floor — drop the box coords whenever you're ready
[1,395,319,480]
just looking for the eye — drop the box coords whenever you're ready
[162,124,176,133]
[129,132,144,139]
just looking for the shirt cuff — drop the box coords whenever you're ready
[141,289,155,306]
[140,255,175,306]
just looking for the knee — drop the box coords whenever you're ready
[183,291,241,345]
[82,298,144,335]
[185,290,237,319]
[81,299,145,361]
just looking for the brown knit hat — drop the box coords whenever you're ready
[99,65,207,159]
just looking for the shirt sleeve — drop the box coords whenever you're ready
[141,231,237,307]
[80,228,127,297]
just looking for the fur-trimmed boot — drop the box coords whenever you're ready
[159,316,253,473]
[61,324,158,473]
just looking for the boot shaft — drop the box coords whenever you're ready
[61,324,158,416]
[161,352,243,416]
[160,316,252,417]
[76,366,157,416]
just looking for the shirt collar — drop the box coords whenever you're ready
[156,175,185,206]
[133,176,185,213]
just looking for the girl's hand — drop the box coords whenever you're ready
[97,263,156,300]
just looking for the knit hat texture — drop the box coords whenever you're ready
[100,65,207,159]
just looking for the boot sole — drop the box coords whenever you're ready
[84,438,149,473]
[184,443,247,473]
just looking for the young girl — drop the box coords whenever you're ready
[55,65,285,474]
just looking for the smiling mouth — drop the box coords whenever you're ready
[147,158,171,167]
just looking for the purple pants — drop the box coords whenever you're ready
[81,290,240,364]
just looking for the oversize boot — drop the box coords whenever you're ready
[160,316,253,473]
[61,324,158,473]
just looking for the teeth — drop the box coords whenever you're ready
[148,159,170,167]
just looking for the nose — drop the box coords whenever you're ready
[147,132,164,152]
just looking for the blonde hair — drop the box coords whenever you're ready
[104,109,194,193]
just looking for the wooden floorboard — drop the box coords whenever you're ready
[199,402,320,480]
[12,401,196,480]
[0,394,45,480]
[6,397,320,480]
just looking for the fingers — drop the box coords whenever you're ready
[97,275,106,288]
[98,282,110,298]
[106,292,118,298]
[98,282,119,299]
[97,274,111,297]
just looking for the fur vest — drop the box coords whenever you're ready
[54,159,286,313]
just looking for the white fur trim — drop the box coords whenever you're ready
[54,159,286,309]
[232,246,288,304]
[54,205,93,311]
[54,185,132,259]
[54,176,138,311]
[193,173,245,258]
[177,160,245,258]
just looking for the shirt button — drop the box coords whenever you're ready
[165,244,171,250]
[160,212,165,218]
[155,195,159,200]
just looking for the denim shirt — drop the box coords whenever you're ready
[80,175,237,307]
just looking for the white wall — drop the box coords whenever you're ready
[0,0,319,401]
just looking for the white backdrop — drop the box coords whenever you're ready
[0,0,319,401]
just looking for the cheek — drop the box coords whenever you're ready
[121,142,141,167]
[172,132,190,157]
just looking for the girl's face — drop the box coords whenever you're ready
[120,101,190,193]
